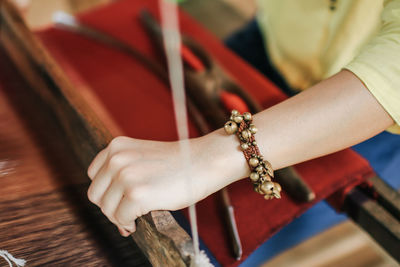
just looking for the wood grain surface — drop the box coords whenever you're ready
[0,0,195,265]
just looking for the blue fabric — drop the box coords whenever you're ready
[353,131,400,189]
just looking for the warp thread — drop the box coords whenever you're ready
[189,250,213,267]
[0,250,26,267]
[158,0,213,266]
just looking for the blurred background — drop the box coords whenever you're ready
[11,0,256,37]
[8,0,397,266]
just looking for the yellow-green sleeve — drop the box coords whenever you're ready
[345,0,400,134]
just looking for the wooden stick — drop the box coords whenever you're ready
[0,0,194,266]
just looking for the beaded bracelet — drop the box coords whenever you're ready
[224,110,282,200]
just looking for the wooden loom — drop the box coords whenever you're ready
[0,0,193,266]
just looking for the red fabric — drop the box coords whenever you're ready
[327,179,375,211]
[220,91,250,113]
[181,45,206,71]
[35,1,375,266]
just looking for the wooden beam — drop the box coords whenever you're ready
[0,0,194,265]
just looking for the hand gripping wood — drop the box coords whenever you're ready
[0,1,194,266]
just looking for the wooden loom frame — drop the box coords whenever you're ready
[0,0,194,266]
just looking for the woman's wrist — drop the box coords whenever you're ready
[194,128,249,195]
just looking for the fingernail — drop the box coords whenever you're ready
[126,227,136,234]
[122,232,130,237]
[118,227,128,237]
[124,227,133,235]
[118,227,124,235]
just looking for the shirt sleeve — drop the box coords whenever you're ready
[344,0,400,134]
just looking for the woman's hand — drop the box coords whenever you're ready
[86,134,241,236]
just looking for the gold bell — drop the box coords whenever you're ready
[274,182,282,192]
[260,181,275,195]
[249,124,258,134]
[264,195,273,200]
[263,161,274,177]
[233,115,243,123]
[243,112,252,121]
[241,130,251,140]
[249,172,259,182]
[241,143,249,150]
[272,190,281,199]
[249,157,259,167]
[224,121,238,135]
[256,166,264,173]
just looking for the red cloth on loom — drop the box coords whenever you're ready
[36,0,374,265]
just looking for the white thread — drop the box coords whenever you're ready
[159,1,213,266]
[0,250,26,267]
[190,250,213,267]
[52,11,79,28]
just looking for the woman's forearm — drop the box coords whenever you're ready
[205,70,394,187]
[87,70,394,234]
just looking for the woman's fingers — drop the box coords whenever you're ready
[88,151,132,205]
[87,148,108,179]
[122,222,136,234]
[87,163,113,205]
[86,136,210,238]
[99,178,124,224]
[118,227,131,237]
[87,136,133,179]
[88,158,140,235]
[114,195,141,232]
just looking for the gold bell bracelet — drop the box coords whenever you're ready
[224,110,282,200]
